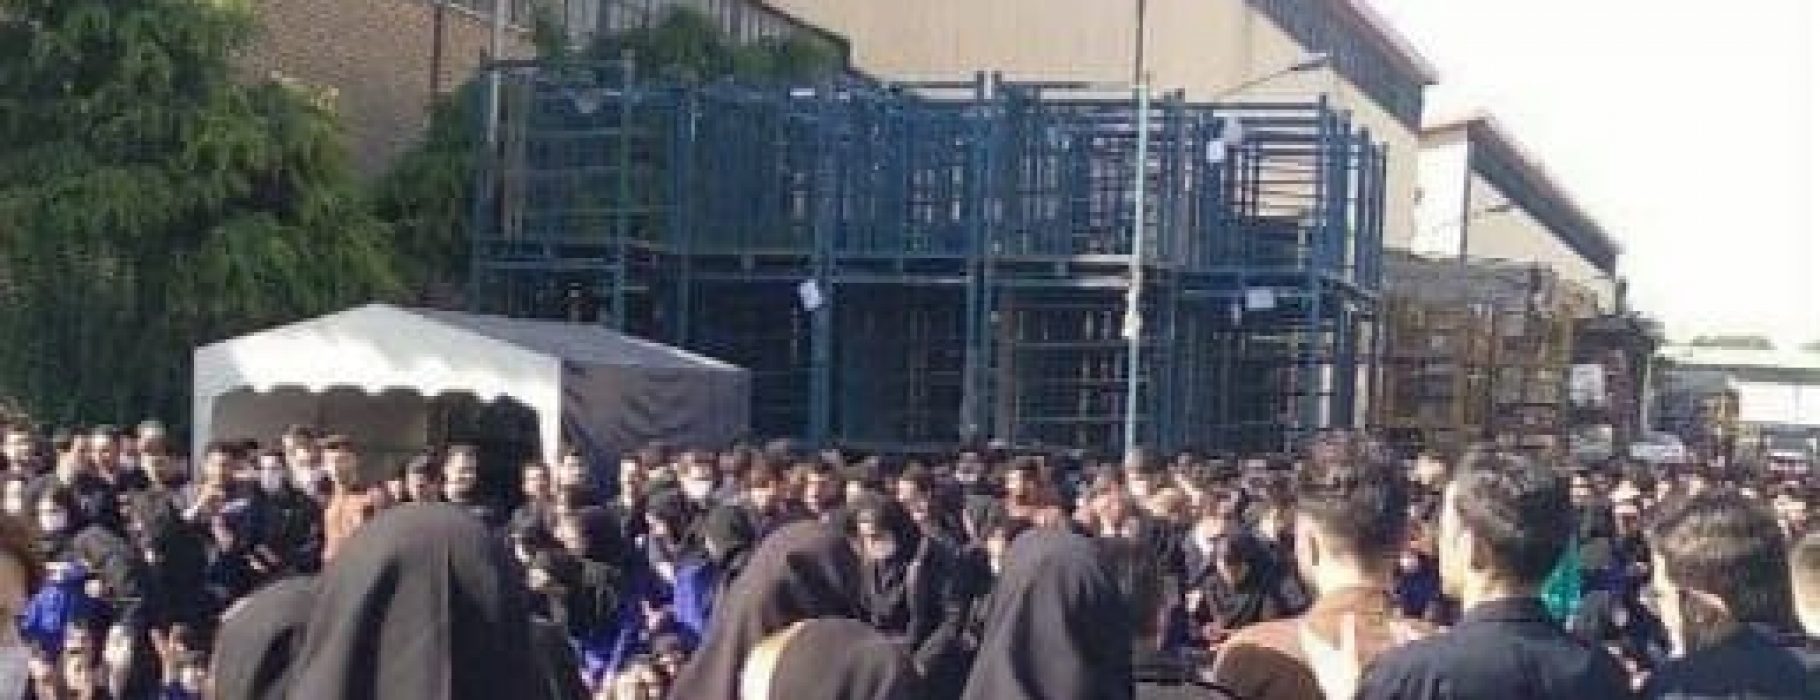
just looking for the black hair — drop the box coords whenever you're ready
[1651,491,1795,625]
[1100,538,1175,641]
[1448,452,1574,586]
[1296,432,1408,559]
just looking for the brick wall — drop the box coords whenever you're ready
[239,0,535,178]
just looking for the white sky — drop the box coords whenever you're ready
[1371,0,1820,348]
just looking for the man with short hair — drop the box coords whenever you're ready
[320,436,387,563]
[1212,433,1432,700]
[2,425,38,477]
[1641,493,1817,698]
[1356,452,1632,700]
[87,425,148,494]
[442,444,505,528]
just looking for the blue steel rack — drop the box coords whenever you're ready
[469,63,1387,454]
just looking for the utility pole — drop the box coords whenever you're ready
[1133,0,1149,85]
[1123,74,1152,457]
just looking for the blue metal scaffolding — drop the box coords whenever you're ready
[470,63,1388,454]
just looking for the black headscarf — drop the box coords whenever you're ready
[752,618,923,700]
[960,528,1134,700]
[289,504,563,700]
[572,506,630,566]
[1210,531,1293,630]
[696,505,759,571]
[668,521,864,700]
[849,495,923,635]
[210,576,315,700]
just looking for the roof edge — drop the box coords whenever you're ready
[1423,113,1621,258]
[1336,0,1441,85]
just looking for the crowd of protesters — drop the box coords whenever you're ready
[0,419,1811,699]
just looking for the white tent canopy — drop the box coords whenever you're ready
[193,304,749,467]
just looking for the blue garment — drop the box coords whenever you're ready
[672,558,721,640]
[1393,555,1442,619]
[598,567,698,682]
[160,683,202,700]
[20,563,99,654]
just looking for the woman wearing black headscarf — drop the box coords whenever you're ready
[210,576,314,700]
[739,617,923,700]
[960,528,1133,700]
[850,494,973,698]
[674,505,758,640]
[668,521,863,700]
[287,504,582,700]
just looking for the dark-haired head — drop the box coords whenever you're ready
[1294,432,1407,592]
[1650,491,1795,648]
[1438,452,1573,601]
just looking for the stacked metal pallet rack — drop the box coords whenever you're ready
[468,64,1389,455]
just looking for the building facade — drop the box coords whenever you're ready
[1414,114,1621,311]
[761,0,1437,249]
[240,0,536,177]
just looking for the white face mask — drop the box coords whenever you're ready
[863,538,900,562]
[681,478,715,502]
[37,512,67,534]
[291,466,321,491]
[102,635,133,670]
[260,469,287,494]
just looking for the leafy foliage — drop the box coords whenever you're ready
[0,0,402,425]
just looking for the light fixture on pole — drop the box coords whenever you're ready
[1211,53,1331,100]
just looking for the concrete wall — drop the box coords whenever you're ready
[764,0,1423,248]
[1463,173,1617,312]
[240,0,535,178]
[1412,128,1470,256]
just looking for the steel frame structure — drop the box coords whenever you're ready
[470,63,1388,454]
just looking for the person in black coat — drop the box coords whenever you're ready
[960,528,1133,700]
[1641,492,1818,699]
[1357,453,1632,700]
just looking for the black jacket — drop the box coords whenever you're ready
[1641,625,1819,700]
[1357,597,1634,700]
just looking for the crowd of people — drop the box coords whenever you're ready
[0,419,1811,699]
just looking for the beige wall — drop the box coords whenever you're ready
[1464,173,1617,312]
[766,0,1422,247]
[241,0,536,178]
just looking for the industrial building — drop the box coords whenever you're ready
[1382,113,1649,458]
[1657,346,1820,469]
[465,0,1421,454]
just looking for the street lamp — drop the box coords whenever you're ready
[1212,53,1332,100]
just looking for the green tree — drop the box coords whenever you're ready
[0,0,402,425]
